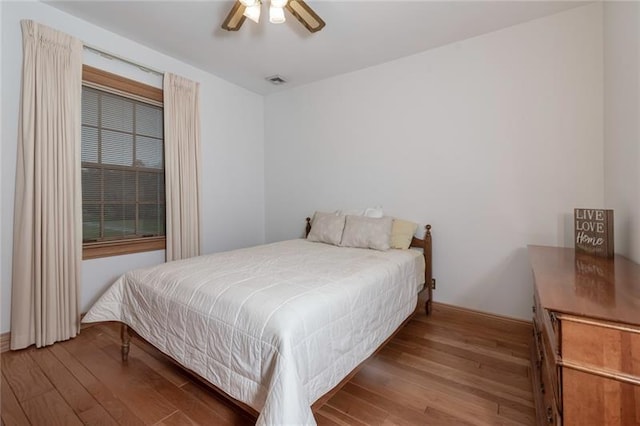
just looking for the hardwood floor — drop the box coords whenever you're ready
[1,303,534,425]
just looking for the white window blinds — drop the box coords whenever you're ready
[81,86,165,242]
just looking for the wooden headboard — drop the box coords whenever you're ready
[305,217,433,315]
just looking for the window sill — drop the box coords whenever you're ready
[83,237,166,260]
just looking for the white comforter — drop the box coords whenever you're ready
[83,239,425,425]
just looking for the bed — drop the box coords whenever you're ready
[82,219,433,425]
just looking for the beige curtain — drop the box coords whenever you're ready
[11,21,83,350]
[164,73,201,261]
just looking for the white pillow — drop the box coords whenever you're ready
[364,207,384,218]
[340,215,393,251]
[307,212,345,246]
[336,208,366,216]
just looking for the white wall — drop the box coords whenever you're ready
[604,1,640,264]
[264,4,604,320]
[1,1,265,333]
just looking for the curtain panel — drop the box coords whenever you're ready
[11,21,83,349]
[164,73,202,261]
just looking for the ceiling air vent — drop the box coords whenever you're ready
[266,75,287,85]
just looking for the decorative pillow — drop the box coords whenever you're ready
[340,215,393,251]
[307,212,345,246]
[390,218,419,249]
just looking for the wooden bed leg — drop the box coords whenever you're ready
[425,279,433,316]
[425,298,433,315]
[121,324,131,362]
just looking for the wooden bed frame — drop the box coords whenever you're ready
[120,220,433,420]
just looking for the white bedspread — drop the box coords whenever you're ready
[83,239,425,425]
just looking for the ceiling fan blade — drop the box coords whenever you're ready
[222,1,247,31]
[285,0,325,33]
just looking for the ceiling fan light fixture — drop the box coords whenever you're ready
[221,1,247,31]
[271,0,288,8]
[286,0,325,32]
[222,0,324,33]
[269,6,286,24]
[243,3,261,23]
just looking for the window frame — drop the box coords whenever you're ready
[81,65,166,260]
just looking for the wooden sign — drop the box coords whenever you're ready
[574,209,614,258]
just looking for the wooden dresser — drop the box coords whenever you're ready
[528,246,640,426]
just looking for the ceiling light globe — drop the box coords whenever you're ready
[269,6,285,24]
[270,0,288,8]
[243,4,261,23]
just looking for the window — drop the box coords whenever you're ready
[81,66,165,259]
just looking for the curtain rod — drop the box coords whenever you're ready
[83,44,164,77]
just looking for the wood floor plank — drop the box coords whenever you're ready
[378,348,534,403]
[398,326,531,368]
[425,304,532,339]
[380,350,535,420]
[315,411,343,426]
[353,361,518,426]
[48,343,145,426]
[155,410,198,426]
[21,389,83,426]
[99,340,235,426]
[1,373,30,426]
[401,321,530,361]
[62,327,178,424]
[96,325,255,425]
[179,381,256,425]
[383,342,532,392]
[375,349,534,411]
[316,404,369,426]
[415,305,531,334]
[498,403,537,425]
[413,316,531,350]
[420,406,483,426]
[96,323,191,388]
[363,355,501,412]
[1,348,53,402]
[340,382,443,425]
[389,333,529,376]
[30,346,106,418]
[325,388,389,425]
[77,404,120,426]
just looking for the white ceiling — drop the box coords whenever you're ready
[48,1,590,95]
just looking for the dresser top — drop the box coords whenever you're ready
[528,245,640,326]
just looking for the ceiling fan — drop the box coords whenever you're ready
[222,0,326,33]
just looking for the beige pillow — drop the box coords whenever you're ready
[390,218,418,249]
[307,212,345,246]
[340,215,393,251]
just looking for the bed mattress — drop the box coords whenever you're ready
[83,239,425,425]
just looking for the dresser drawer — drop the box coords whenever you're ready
[562,367,640,426]
[561,316,640,378]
